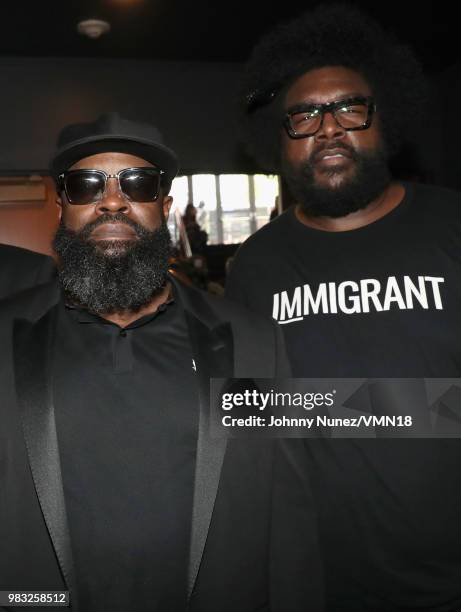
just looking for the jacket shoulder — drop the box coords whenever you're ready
[0,244,56,300]
[177,278,284,360]
[0,281,60,322]
[186,286,290,377]
[0,243,50,261]
[195,286,276,333]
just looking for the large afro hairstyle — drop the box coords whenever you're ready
[241,3,427,171]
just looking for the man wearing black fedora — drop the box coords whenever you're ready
[0,113,323,611]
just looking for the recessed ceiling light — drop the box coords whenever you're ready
[77,19,111,39]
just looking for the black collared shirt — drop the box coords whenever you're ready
[53,290,199,611]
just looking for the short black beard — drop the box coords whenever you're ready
[282,145,391,218]
[53,213,172,315]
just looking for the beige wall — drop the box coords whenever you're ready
[0,177,59,255]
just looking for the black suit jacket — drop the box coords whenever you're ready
[0,279,324,611]
[0,244,55,300]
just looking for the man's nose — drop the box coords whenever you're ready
[95,177,130,214]
[315,111,346,141]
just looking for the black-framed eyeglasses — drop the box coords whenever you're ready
[284,96,376,139]
[58,167,165,205]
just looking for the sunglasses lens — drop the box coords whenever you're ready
[65,171,105,205]
[120,169,161,202]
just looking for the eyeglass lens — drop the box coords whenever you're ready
[65,172,105,205]
[290,101,369,135]
[119,169,161,202]
[64,169,161,205]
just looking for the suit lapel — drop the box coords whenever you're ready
[13,305,78,608]
[176,281,233,599]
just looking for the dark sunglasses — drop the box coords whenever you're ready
[58,167,165,205]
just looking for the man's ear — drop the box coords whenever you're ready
[162,195,173,221]
[56,194,63,221]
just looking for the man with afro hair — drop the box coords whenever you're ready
[227,4,461,611]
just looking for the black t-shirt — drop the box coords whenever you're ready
[227,182,461,611]
[53,292,199,612]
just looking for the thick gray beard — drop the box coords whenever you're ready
[282,148,391,219]
[52,213,172,315]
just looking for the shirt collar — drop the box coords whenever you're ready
[63,282,175,330]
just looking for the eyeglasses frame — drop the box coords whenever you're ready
[284,96,376,139]
[58,167,165,204]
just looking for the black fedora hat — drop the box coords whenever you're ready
[50,112,179,189]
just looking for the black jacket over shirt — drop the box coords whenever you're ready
[0,244,55,300]
[0,278,324,612]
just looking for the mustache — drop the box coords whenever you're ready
[72,213,149,241]
[310,142,358,163]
